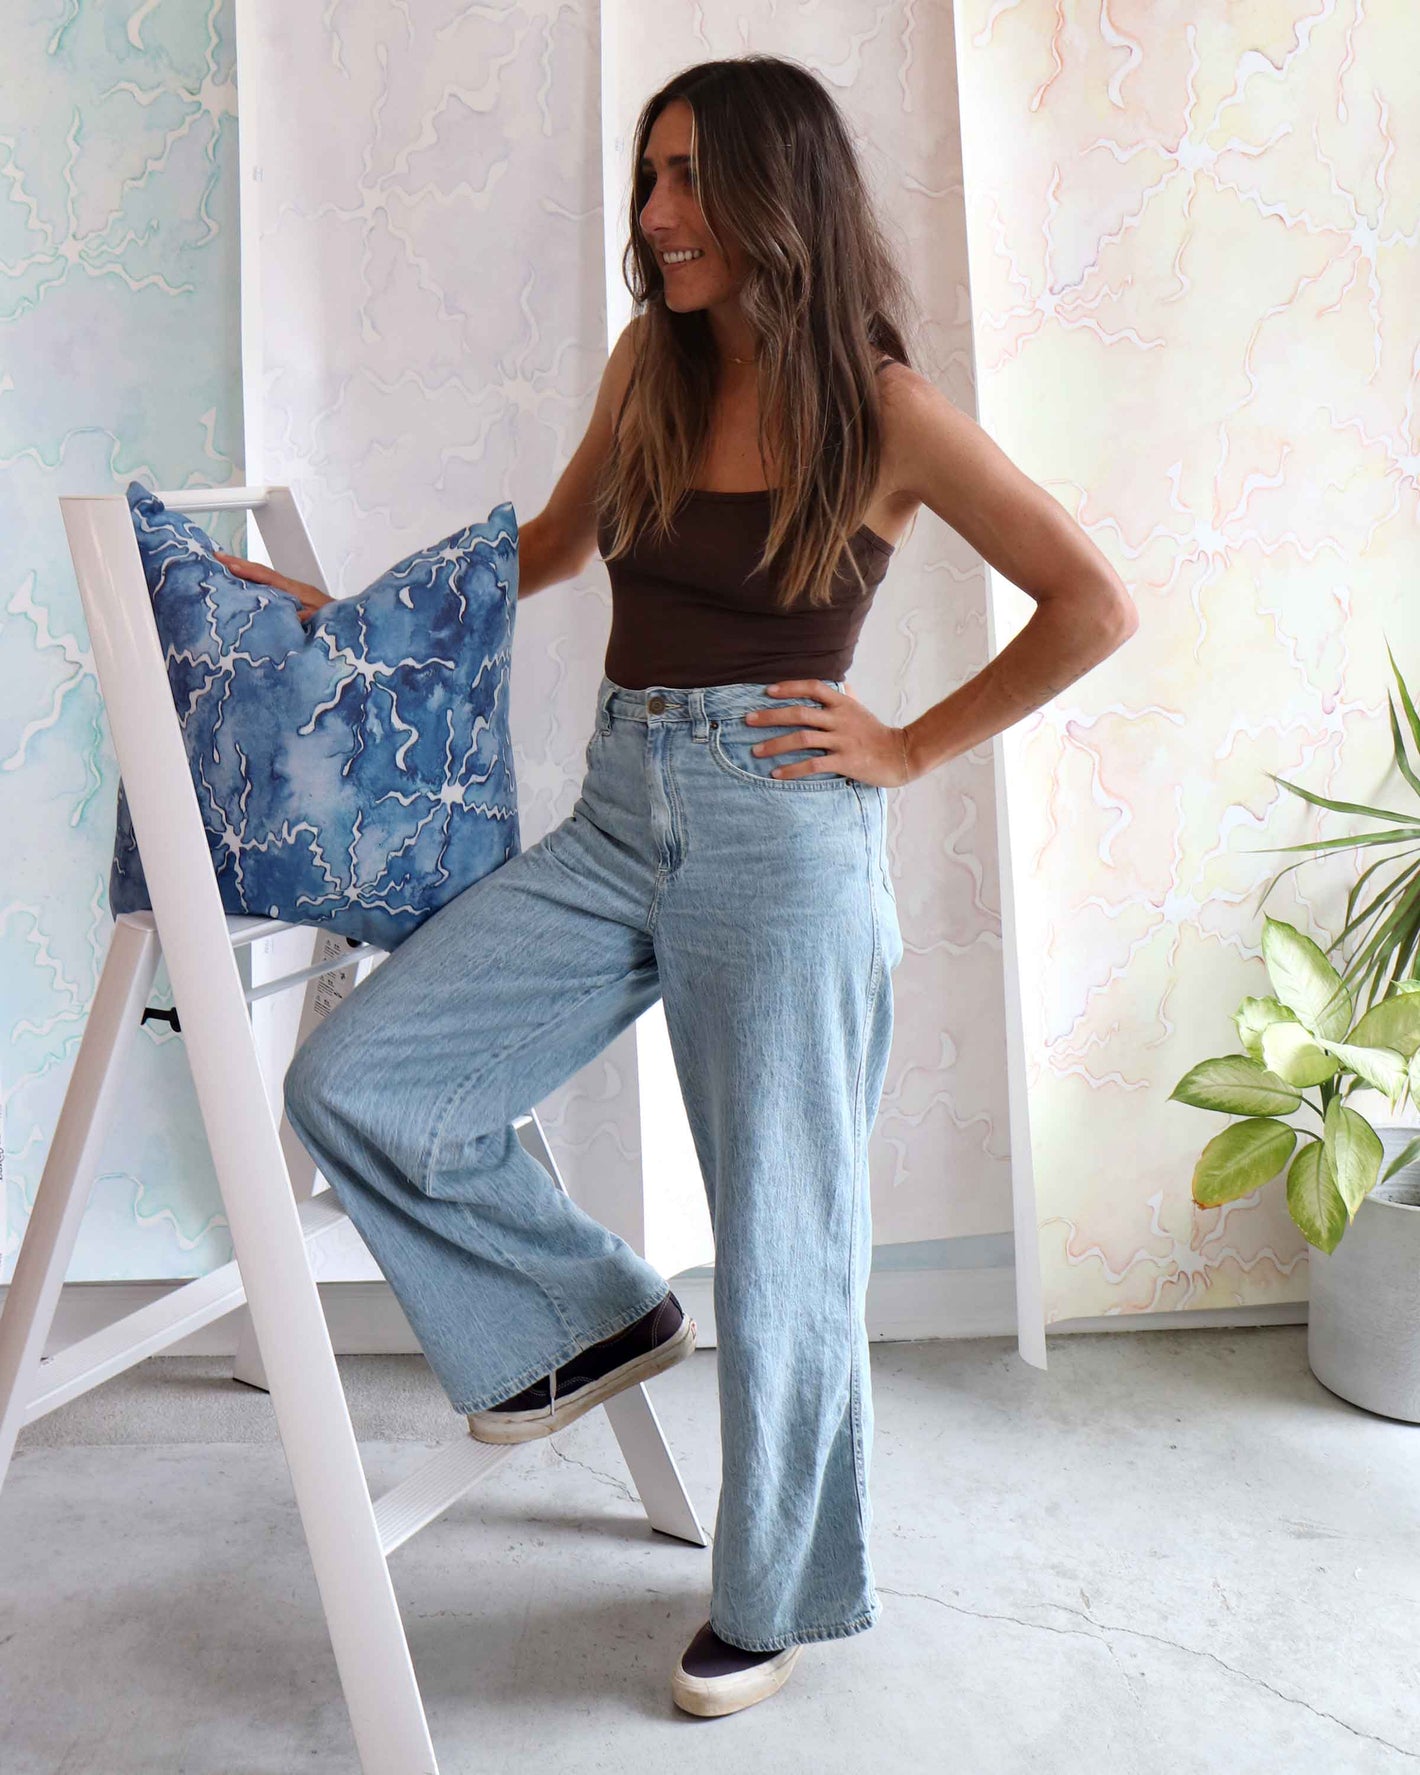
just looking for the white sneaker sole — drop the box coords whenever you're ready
[671,1641,803,1717]
[466,1310,697,1444]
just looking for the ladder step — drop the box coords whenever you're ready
[245,943,382,1004]
[373,1436,516,1557]
[153,486,273,512]
[116,910,382,957]
[115,911,293,949]
[25,1192,351,1424]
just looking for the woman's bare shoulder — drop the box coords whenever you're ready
[874,360,937,529]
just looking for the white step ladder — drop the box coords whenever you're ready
[0,487,707,1773]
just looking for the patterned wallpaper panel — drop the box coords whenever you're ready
[1,2,243,1282]
[954,2,1420,1320]
[237,1,650,1283]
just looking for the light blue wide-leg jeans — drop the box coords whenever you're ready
[282,673,904,1653]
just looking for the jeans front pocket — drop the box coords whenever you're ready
[582,716,614,772]
[707,710,856,791]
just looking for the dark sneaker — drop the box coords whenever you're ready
[466,1289,696,1444]
[671,1621,804,1717]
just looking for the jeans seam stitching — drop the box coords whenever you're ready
[662,732,689,877]
[879,786,896,899]
[849,781,882,1551]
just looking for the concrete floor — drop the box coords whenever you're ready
[2,1324,1416,1774]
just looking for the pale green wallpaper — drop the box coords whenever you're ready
[1,1,244,1282]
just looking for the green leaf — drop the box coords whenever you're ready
[1317,1039,1407,1100]
[1333,855,1420,960]
[1248,842,1420,945]
[1260,916,1353,1039]
[1348,993,1420,1060]
[1386,690,1420,801]
[1340,891,1420,1009]
[1380,1133,1420,1186]
[1232,996,1299,1062]
[1169,1054,1303,1116]
[1265,769,1420,828]
[1261,1019,1341,1087]
[1191,1117,1298,1208]
[1322,1096,1383,1219]
[1285,1140,1349,1252]
[1246,829,1420,857]
[1385,637,1420,776]
[1381,945,1420,1013]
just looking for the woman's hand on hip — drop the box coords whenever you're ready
[745,680,915,787]
[212,551,334,625]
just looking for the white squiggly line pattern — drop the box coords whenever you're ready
[110,484,521,950]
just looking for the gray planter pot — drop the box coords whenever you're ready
[1307,1126,1420,1423]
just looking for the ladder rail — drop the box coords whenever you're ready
[0,918,159,1472]
[0,488,708,1773]
[24,1192,351,1422]
[244,941,383,1005]
[52,492,439,1773]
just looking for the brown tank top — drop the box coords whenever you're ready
[599,493,893,689]
[598,358,896,689]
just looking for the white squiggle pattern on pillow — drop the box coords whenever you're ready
[111,482,520,950]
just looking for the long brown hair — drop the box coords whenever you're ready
[595,55,922,610]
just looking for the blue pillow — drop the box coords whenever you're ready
[110,481,521,951]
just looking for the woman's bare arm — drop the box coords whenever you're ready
[880,367,1138,779]
[215,320,640,615]
[517,319,639,599]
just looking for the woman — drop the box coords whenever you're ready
[221,55,1136,1718]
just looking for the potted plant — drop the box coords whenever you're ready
[1176,645,1420,1419]
[1258,639,1420,1116]
[1171,942,1420,1421]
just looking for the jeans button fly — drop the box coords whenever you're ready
[647,694,666,714]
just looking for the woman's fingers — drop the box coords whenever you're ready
[211,550,331,622]
[212,549,279,585]
[286,585,334,624]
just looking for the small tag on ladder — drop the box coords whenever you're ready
[310,933,367,1023]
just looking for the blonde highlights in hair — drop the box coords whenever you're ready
[596,55,921,611]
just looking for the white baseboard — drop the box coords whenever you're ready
[3,1270,1306,1362]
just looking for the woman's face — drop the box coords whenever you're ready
[638,98,747,312]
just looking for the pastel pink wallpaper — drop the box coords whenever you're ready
[954,2,1420,1321]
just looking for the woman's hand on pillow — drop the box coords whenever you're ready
[212,551,333,625]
